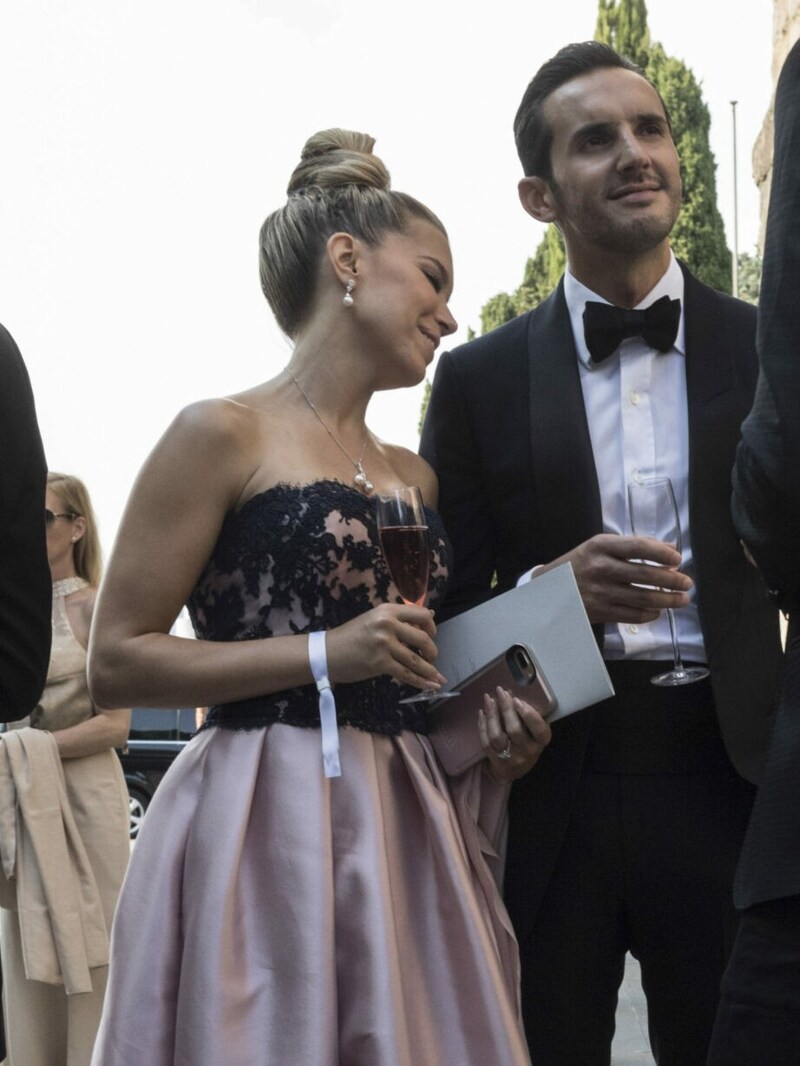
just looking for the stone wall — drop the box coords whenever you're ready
[755,1,800,246]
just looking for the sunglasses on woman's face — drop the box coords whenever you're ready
[45,508,77,527]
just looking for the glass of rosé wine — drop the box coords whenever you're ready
[376,486,458,704]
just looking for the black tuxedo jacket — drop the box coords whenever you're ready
[421,264,783,933]
[0,324,51,720]
[730,39,800,910]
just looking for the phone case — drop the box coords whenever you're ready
[427,644,557,776]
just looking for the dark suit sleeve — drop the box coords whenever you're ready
[0,325,51,719]
[732,39,800,612]
[420,349,499,620]
[732,374,800,609]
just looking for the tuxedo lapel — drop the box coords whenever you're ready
[527,283,604,563]
[682,265,733,408]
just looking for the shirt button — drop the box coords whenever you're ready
[633,470,645,483]
[629,391,641,405]
[627,624,639,634]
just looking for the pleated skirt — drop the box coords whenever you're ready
[91,724,530,1065]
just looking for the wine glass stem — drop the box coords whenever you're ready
[666,607,686,674]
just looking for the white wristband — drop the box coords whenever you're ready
[308,631,341,779]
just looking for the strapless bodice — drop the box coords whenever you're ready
[187,480,450,735]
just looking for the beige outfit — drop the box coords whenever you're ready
[0,578,129,1066]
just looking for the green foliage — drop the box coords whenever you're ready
[737,250,761,305]
[646,42,731,292]
[519,226,566,309]
[480,292,518,335]
[595,0,615,48]
[480,226,566,336]
[478,0,732,335]
[595,0,651,68]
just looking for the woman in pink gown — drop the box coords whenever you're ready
[88,129,550,1065]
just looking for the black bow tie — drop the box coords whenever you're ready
[583,295,681,365]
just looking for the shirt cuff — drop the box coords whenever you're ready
[516,564,544,587]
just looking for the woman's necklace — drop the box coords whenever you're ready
[286,370,374,495]
[52,576,89,598]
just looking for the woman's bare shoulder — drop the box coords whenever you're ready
[72,585,97,616]
[66,585,96,648]
[156,396,270,488]
[380,442,439,507]
[169,396,263,446]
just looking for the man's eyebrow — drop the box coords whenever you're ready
[570,112,668,145]
[636,111,669,127]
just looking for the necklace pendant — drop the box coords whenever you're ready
[353,463,373,495]
[286,372,374,496]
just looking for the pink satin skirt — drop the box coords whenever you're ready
[91,724,530,1065]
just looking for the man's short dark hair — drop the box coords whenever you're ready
[514,40,670,181]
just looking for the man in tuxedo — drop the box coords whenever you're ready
[707,38,800,1066]
[0,322,51,718]
[421,41,783,1066]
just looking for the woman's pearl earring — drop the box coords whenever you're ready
[343,279,355,307]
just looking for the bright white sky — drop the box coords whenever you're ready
[0,0,776,556]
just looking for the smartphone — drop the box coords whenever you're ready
[427,644,557,776]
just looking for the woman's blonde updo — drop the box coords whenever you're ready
[259,129,446,337]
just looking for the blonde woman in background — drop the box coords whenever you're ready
[0,473,130,1066]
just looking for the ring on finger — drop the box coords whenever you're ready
[497,738,512,760]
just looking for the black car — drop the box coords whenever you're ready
[120,708,200,838]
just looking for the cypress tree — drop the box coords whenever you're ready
[645,41,731,291]
[606,0,651,69]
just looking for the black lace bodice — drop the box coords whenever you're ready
[187,480,451,735]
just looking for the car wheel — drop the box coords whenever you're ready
[128,786,150,840]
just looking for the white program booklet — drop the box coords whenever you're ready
[433,562,614,721]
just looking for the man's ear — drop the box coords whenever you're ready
[326,231,361,286]
[518,176,559,224]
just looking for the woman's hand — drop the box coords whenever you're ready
[478,686,552,783]
[326,603,446,691]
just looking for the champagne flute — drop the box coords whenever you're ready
[376,487,458,704]
[627,476,709,687]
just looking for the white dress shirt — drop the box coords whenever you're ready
[521,253,706,664]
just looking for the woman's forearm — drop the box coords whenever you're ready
[53,708,132,759]
[88,631,315,711]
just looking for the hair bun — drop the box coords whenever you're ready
[287,128,391,195]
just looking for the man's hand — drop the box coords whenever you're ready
[539,534,692,625]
